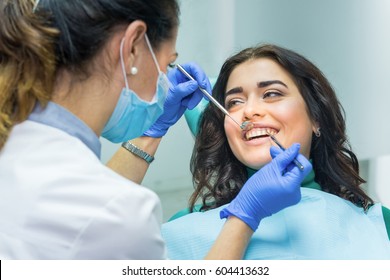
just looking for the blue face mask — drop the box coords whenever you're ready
[101,35,170,143]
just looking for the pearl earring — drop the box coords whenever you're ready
[130,66,138,75]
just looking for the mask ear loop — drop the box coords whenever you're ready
[119,39,130,90]
[144,34,162,73]
[145,34,172,91]
[145,34,172,102]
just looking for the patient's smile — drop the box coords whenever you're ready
[244,127,277,141]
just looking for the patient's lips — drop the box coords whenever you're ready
[243,123,278,141]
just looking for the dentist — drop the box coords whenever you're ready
[0,0,310,259]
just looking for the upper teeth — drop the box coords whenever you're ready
[245,128,277,140]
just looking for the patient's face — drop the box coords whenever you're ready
[223,58,314,170]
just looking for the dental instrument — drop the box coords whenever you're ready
[242,121,304,170]
[176,64,245,129]
[241,121,254,131]
[268,134,305,171]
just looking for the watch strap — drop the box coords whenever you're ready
[121,141,154,164]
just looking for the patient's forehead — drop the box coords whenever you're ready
[226,58,298,94]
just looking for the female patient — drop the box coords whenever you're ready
[162,44,390,259]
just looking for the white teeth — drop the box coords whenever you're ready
[245,128,277,140]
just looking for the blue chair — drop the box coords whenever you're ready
[183,77,216,137]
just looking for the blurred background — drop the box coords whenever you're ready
[101,0,390,221]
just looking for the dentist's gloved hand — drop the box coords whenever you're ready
[143,62,211,138]
[220,143,312,231]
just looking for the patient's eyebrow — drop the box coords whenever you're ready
[258,80,288,88]
[225,86,243,96]
[225,80,288,96]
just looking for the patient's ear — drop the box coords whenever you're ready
[312,122,321,137]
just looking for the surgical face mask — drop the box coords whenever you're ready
[102,35,170,143]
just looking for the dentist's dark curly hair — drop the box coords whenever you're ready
[189,44,372,212]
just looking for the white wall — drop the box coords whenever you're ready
[102,0,390,220]
[368,155,390,206]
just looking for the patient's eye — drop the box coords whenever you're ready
[263,91,283,99]
[226,98,244,109]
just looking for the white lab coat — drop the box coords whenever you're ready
[0,120,166,259]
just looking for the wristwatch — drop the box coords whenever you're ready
[121,141,155,164]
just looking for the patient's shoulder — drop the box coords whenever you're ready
[168,204,203,221]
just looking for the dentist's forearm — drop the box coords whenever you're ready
[205,216,253,260]
[107,136,162,184]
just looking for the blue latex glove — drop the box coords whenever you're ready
[143,62,212,138]
[220,143,313,231]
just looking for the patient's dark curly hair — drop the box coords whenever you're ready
[189,44,372,212]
